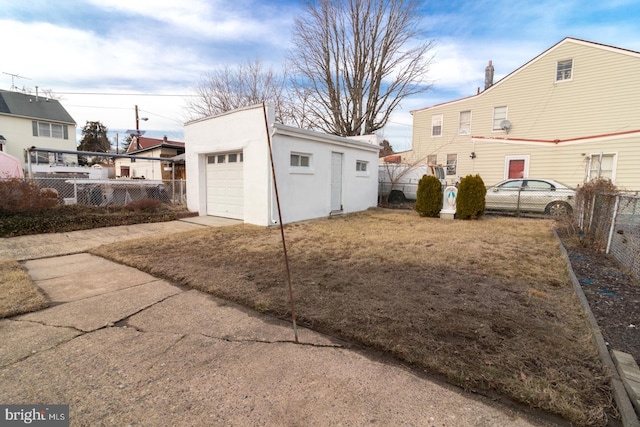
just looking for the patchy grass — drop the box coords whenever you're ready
[90,208,614,426]
[0,260,48,318]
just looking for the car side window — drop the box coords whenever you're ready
[525,180,553,191]
[499,180,524,189]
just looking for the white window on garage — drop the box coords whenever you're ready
[289,152,312,173]
[356,160,369,177]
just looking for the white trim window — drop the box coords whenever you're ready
[587,153,616,182]
[458,111,471,135]
[290,153,311,167]
[427,154,437,166]
[556,59,573,82]
[431,114,443,137]
[32,121,68,139]
[355,160,369,176]
[492,106,507,131]
[446,154,457,176]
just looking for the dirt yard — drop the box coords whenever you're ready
[92,209,615,426]
[562,240,640,362]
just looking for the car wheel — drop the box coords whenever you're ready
[388,190,406,204]
[546,201,572,216]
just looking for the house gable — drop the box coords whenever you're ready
[0,90,77,168]
[409,38,640,190]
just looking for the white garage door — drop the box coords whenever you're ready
[206,152,244,219]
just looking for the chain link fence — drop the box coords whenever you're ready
[24,177,186,206]
[577,191,640,282]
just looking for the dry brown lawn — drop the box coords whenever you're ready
[91,208,614,426]
[0,260,48,318]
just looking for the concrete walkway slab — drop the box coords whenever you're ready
[0,326,541,427]
[0,319,81,367]
[29,257,159,303]
[127,289,337,346]
[17,280,182,332]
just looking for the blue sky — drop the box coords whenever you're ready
[2,0,640,151]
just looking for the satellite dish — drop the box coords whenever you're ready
[500,119,512,133]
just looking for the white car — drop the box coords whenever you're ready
[485,178,575,216]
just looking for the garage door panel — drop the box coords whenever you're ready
[206,153,244,220]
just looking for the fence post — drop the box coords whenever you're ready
[606,195,620,254]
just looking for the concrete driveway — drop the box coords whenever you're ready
[0,219,553,426]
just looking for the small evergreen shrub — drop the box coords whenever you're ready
[415,175,443,217]
[456,174,486,219]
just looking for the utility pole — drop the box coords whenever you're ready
[134,105,148,150]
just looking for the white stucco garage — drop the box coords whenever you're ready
[185,104,380,226]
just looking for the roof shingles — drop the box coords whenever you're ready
[0,90,76,124]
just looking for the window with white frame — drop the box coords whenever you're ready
[446,154,457,176]
[290,153,311,167]
[458,111,471,135]
[431,114,443,137]
[493,106,507,130]
[587,153,616,181]
[356,160,368,172]
[427,154,438,166]
[32,121,68,139]
[556,59,573,81]
[208,151,243,164]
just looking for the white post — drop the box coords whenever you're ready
[606,195,620,254]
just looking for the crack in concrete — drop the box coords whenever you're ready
[195,332,344,348]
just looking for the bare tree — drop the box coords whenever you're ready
[288,0,435,136]
[186,59,289,122]
[379,139,394,157]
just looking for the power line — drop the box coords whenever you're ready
[51,91,196,97]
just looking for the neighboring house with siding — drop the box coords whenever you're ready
[115,136,185,180]
[405,37,640,192]
[0,89,77,169]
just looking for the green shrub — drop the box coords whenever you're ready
[456,174,486,219]
[415,175,443,217]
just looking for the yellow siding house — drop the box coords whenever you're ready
[408,37,640,192]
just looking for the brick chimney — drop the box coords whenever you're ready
[163,135,168,143]
[484,60,494,90]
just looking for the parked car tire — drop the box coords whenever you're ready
[388,190,406,204]
[546,201,572,216]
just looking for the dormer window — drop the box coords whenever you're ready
[556,59,573,81]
